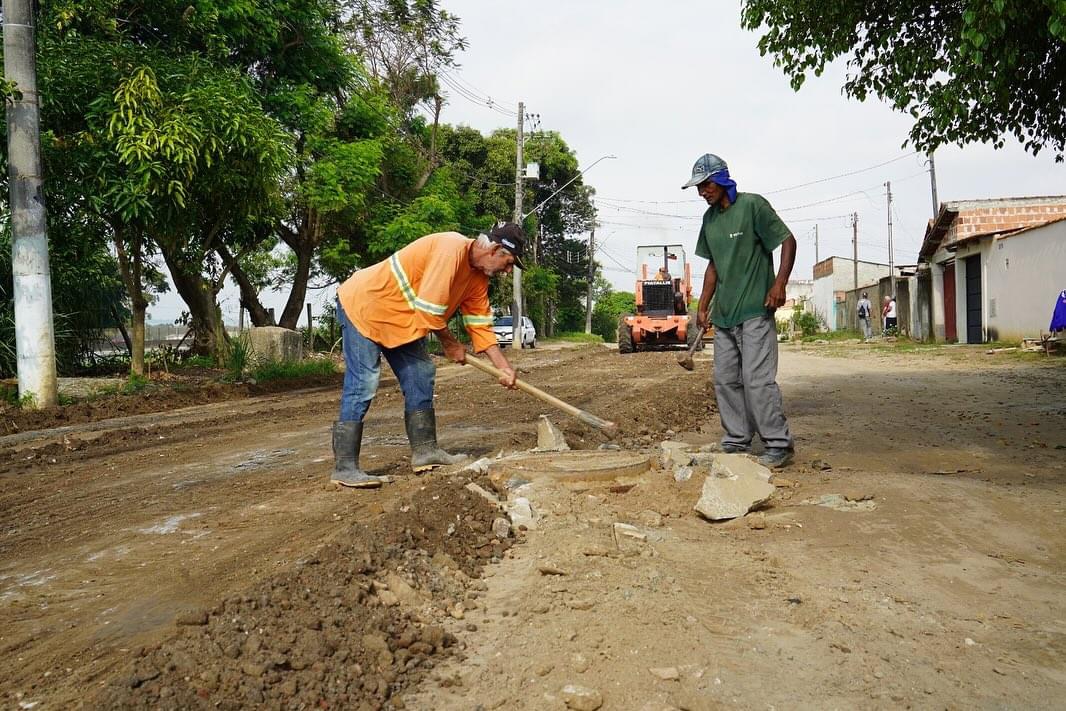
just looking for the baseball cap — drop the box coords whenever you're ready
[681,153,729,189]
[487,223,527,269]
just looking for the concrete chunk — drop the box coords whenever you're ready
[536,415,571,452]
[248,326,302,363]
[560,684,603,710]
[694,453,775,521]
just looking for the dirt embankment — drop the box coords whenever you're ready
[0,373,343,436]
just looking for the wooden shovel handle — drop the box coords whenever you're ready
[462,355,617,434]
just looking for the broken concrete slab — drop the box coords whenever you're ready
[507,496,537,530]
[802,493,876,511]
[659,441,695,470]
[693,454,775,521]
[490,450,650,491]
[461,457,493,476]
[536,415,571,452]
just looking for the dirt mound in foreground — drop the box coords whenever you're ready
[93,476,511,710]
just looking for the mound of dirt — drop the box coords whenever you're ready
[93,476,512,710]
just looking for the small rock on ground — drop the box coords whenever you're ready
[560,684,603,710]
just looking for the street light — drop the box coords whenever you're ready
[522,154,617,219]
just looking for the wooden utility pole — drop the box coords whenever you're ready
[512,101,524,348]
[4,0,57,408]
[584,230,595,334]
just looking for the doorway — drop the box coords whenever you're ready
[964,254,982,343]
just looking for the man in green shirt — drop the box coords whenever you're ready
[683,153,797,468]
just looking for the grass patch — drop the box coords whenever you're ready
[251,358,337,383]
[799,329,864,343]
[551,332,605,344]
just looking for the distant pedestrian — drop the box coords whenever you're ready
[684,153,796,468]
[884,295,898,332]
[857,292,873,340]
[330,225,523,488]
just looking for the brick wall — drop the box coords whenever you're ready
[945,203,1066,244]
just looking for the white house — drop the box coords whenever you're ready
[918,197,1066,343]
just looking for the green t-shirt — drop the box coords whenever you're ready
[695,192,791,329]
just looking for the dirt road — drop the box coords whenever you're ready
[1,343,1063,709]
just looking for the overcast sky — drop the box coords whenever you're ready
[150,0,1066,323]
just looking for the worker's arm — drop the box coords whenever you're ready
[433,327,466,363]
[696,262,718,330]
[764,235,797,309]
[480,343,517,388]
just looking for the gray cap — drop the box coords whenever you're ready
[681,153,728,189]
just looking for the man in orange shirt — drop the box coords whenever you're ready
[330,224,523,488]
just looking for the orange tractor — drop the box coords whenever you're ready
[617,244,705,353]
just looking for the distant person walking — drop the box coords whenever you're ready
[684,153,797,468]
[857,292,873,340]
[884,295,898,333]
[330,225,524,488]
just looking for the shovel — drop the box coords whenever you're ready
[676,326,707,371]
[462,355,617,435]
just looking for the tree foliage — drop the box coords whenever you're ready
[741,0,1066,159]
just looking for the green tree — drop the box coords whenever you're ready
[591,291,636,342]
[741,1,1066,158]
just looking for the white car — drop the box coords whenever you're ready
[493,316,536,348]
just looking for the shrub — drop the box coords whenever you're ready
[223,331,254,381]
[793,311,820,337]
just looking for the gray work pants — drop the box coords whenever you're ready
[859,316,872,339]
[712,315,793,450]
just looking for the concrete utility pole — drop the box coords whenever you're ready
[584,229,595,334]
[4,0,57,408]
[851,212,859,290]
[886,181,896,298]
[928,152,939,219]
[512,101,524,349]
[814,224,819,264]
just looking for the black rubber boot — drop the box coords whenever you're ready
[330,421,388,488]
[405,409,467,472]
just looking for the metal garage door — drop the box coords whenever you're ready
[964,254,982,343]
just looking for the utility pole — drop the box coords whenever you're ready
[928,152,939,219]
[584,229,595,334]
[5,0,57,408]
[814,224,819,264]
[886,181,896,298]
[512,101,524,348]
[851,212,859,290]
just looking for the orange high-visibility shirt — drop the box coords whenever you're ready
[337,232,497,352]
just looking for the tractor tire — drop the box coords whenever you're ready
[687,315,705,352]
[617,316,634,354]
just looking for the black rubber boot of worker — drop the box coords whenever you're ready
[406,409,466,472]
[330,421,388,488]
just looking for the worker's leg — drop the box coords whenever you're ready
[337,300,382,422]
[331,301,387,488]
[738,315,793,458]
[384,339,466,471]
[713,324,752,450]
[382,337,436,413]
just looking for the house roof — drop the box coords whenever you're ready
[941,214,1066,252]
[919,196,1066,261]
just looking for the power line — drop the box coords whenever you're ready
[440,71,517,116]
[763,152,919,195]
[437,72,517,118]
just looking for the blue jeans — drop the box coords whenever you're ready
[337,300,436,422]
